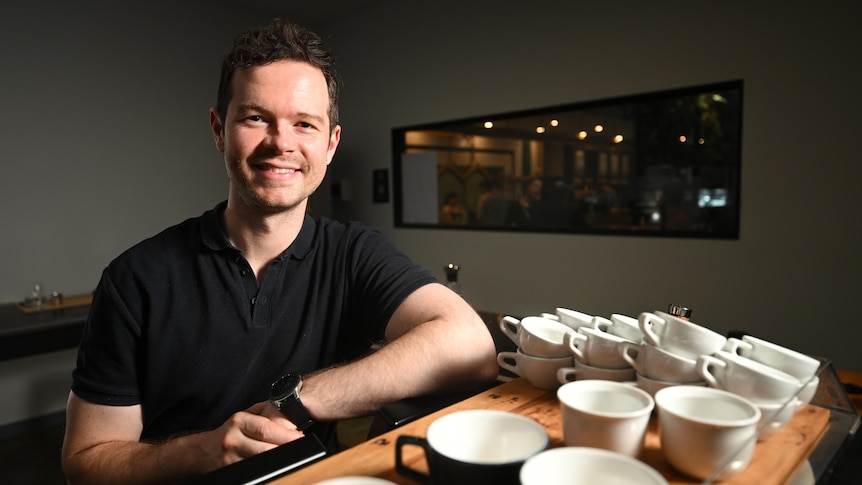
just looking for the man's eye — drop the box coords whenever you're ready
[246,115,263,122]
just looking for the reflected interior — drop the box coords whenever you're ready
[392,80,742,238]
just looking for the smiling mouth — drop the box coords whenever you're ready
[268,167,298,174]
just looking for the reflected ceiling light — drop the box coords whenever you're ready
[536,126,546,134]
[578,130,588,140]
[550,119,559,127]
[679,135,687,143]
[484,121,494,129]
[594,124,604,133]
[613,134,624,143]
[698,137,705,145]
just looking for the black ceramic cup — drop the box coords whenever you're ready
[394,409,548,485]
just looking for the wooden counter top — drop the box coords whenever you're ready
[0,297,90,362]
[279,377,835,485]
[836,369,862,415]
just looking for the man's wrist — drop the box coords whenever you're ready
[269,374,315,431]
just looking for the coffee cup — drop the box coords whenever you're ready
[638,311,726,359]
[756,397,802,441]
[697,350,803,404]
[313,478,397,485]
[557,380,654,457]
[497,350,572,390]
[723,335,821,381]
[566,326,633,369]
[395,410,548,485]
[636,372,705,397]
[655,385,761,480]
[520,447,668,485]
[557,360,636,384]
[499,315,574,358]
[797,375,819,408]
[592,314,644,342]
[621,341,700,383]
[539,312,561,321]
[555,307,593,330]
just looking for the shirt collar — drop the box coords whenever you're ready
[200,201,316,260]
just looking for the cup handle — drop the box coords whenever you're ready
[564,332,587,362]
[638,312,664,347]
[557,366,577,384]
[395,435,431,484]
[723,338,754,357]
[499,316,521,346]
[621,341,644,375]
[696,354,725,387]
[591,316,613,333]
[496,351,521,376]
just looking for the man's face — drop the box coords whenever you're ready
[210,60,340,214]
[528,179,543,199]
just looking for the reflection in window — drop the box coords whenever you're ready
[393,81,743,238]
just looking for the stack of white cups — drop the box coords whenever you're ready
[496,315,575,390]
[625,311,722,395]
[698,335,821,441]
[553,308,640,385]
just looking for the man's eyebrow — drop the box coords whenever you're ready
[295,111,326,124]
[235,103,267,113]
[235,104,326,124]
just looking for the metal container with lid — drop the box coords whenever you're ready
[667,304,692,320]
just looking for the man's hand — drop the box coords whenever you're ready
[195,401,305,469]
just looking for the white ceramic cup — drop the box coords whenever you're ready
[566,326,633,369]
[497,350,572,390]
[499,315,575,358]
[797,375,820,408]
[696,350,803,404]
[520,447,668,485]
[313,478,397,485]
[557,380,655,457]
[555,307,594,330]
[395,410,548,485]
[638,311,727,359]
[636,372,705,397]
[621,341,701,383]
[723,335,821,381]
[592,314,644,343]
[557,360,637,384]
[756,397,803,441]
[655,385,762,481]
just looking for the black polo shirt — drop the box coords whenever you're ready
[72,202,436,442]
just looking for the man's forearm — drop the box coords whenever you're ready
[300,310,498,421]
[63,397,303,485]
[64,434,207,485]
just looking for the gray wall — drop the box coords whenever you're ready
[0,0,272,426]
[320,0,862,372]
[0,0,859,426]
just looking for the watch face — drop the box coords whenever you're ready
[271,374,300,400]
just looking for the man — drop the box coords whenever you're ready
[61,18,498,484]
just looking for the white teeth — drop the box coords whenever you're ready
[269,168,296,174]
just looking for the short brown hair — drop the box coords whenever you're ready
[215,19,340,131]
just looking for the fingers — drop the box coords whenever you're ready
[259,401,298,429]
[213,408,306,465]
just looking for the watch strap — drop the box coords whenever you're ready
[278,393,315,431]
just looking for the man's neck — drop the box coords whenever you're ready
[221,200,306,284]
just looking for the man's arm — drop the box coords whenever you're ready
[297,282,499,421]
[61,393,303,485]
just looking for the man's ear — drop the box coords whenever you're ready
[209,108,225,152]
[326,124,341,165]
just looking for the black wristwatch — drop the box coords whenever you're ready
[269,374,315,431]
